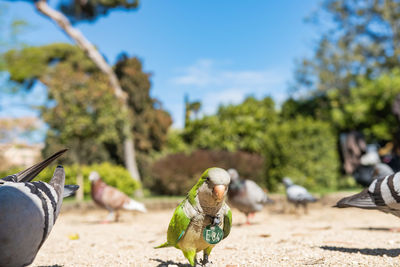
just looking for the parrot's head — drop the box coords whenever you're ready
[197,167,230,205]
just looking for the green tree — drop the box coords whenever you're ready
[5,0,141,181]
[115,55,172,154]
[4,43,171,166]
[328,69,400,141]
[184,96,277,153]
[264,116,339,191]
[295,0,400,95]
[178,96,340,191]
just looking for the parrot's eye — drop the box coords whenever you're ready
[206,177,210,182]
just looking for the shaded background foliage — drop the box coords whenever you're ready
[0,162,141,196]
[149,150,265,195]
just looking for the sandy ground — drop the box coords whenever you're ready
[32,194,400,267]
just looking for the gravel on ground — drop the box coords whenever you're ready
[32,194,400,267]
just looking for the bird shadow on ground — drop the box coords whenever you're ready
[320,246,400,257]
[80,220,125,225]
[233,222,261,227]
[151,258,191,267]
[349,227,400,232]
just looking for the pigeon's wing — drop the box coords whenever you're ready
[1,149,68,183]
[287,185,316,202]
[245,180,269,204]
[335,188,378,209]
[336,173,400,215]
[223,204,232,239]
[156,200,191,248]
[101,185,131,210]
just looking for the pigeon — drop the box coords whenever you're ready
[282,177,317,214]
[227,168,273,224]
[89,171,147,222]
[336,172,400,218]
[0,149,79,267]
[353,148,395,186]
[155,167,232,267]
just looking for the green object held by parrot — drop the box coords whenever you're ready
[155,167,232,266]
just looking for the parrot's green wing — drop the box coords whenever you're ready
[155,200,192,248]
[223,206,232,239]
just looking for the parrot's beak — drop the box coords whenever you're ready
[213,184,226,201]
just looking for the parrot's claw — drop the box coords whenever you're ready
[200,255,212,266]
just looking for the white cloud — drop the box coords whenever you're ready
[170,59,290,127]
[172,59,286,89]
[202,88,247,114]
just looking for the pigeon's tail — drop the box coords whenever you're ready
[307,195,318,203]
[154,242,171,249]
[123,198,147,213]
[266,198,275,204]
[262,195,275,204]
[2,149,68,183]
[334,189,377,209]
[63,185,79,198]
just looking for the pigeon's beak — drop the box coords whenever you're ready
[213,184,226,201]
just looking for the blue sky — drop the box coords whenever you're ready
[1,0,321,132]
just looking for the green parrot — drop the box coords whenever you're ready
[155,167,232,266]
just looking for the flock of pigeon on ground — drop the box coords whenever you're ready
[0,149,400,266]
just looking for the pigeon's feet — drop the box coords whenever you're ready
[245,215,251,225]
[389,227,400,232]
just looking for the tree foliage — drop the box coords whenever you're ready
[264,116,339,190]
[115,55,172,154]
[177,97,339,192]
[295,0,400,94]
[183,96,277,153]
[288,0,400,148]
[3,43,171,165]
[328,69,400,141]
[59,0,139,22]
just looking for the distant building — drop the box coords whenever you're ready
[0,143,44,169]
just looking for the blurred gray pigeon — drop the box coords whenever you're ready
[0,149,79,267]
[227,169,273,224]
[353,149,394,186]
[282,177,317,214]
[372,163,394,180]
[89,171,146,222]
[336,172,400,218]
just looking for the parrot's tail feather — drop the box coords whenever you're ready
[154,242,170,249]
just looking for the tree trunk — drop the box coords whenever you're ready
[34,0,141,182]
[76,171,84,203]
